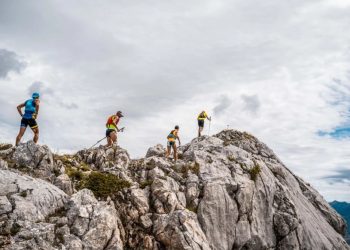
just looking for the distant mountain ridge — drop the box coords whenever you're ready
[330,201,350,244]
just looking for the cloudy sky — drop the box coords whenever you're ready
[1,0,350,201]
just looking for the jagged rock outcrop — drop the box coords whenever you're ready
[0,168,125,249]
[0,168,68,249]
[0,130,349,250]
[65,189,124,249]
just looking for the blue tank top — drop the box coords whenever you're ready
[23,99,36,119]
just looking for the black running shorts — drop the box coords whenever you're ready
[20,118,38,129]
[106,129,116,137]
[198,119,204,128]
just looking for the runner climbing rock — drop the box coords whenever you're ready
[166,125,181,161]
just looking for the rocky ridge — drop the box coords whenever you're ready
[0,130,348,249]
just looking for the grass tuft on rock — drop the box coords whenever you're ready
[78,172,131,199]
[19,190,27,198]
[79,162,90,171]
[181,162,200,177]
[249,164,261,182]
[139,180,153,189]
[186,204,198,213]
[10,222,21,236]
[227,155,236,162]
[0,144,12,151]
[66,167,84,181]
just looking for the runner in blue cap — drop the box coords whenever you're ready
[15,92,40,146]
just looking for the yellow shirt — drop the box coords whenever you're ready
[168,129,178,142]
[197,111,208,120]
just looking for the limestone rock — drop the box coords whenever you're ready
[0,129,348,250]
[153,210,210,249]
[54,174,74,195]
[66,189,124,250]
[146,144,165,158]
[12,141,55,181]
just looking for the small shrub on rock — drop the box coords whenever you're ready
[249,164,261,182]
[0,144,12,151]
[227,155,236,162]
[139,180,153,189]
[19,190,27,198]
[10,223,21,236]
[186,204,198,213]
[181,162,200,177]
[79,162,90,171]
[78,172,131,199]
[66,167,83,181]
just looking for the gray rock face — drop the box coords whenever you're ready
[146,144,165,158]
[12,141,56,181]
[77,145,130,170]
[54,174,74,195]
[66,189,124,250]
[0,169,68,222]
[0,169,124,250]
[0,130,348,250]
[0,169,68,249]
[153,210,210,249]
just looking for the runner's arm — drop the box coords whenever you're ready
[112,116,119,131]
[34,99,40,118]
[17,103,25,117]
[177,135,181,146]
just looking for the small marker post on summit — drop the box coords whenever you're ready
[208,117,211,136]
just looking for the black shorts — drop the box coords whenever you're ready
[198,120,204,128]
[20,118,38,129]
[106,129,116,137]
[167,141,175,147]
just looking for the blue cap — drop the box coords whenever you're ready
[32,92,40,99]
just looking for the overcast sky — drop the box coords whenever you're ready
[0,0,350,202]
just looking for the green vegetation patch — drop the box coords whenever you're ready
[54,154,75,168]
[0,144,12,151]
[53,168,61,177]
[19,190,27,198]
[243,132,255,140]
[78,172,131,199]
[181,162,200,177]
[10,223,21,236]
[65,167,84,181]
[79,162,90,171]
[227,155,236,162]
[249,163,261,182]
[139,180,153,189]
[186,204,198,213]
